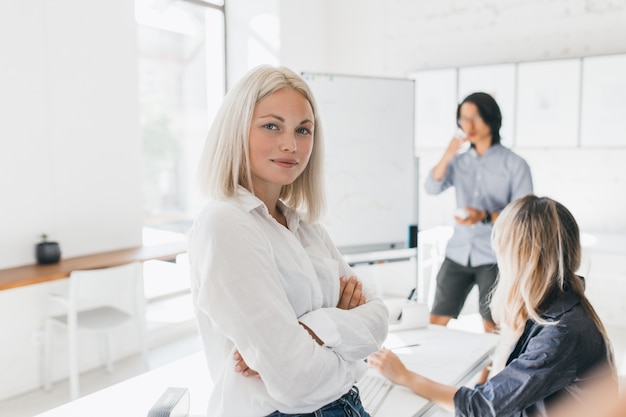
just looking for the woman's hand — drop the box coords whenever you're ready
[369,348,458,410]
[299,321,324,345]
[233,350,260,378]
[367,348,411,386]
[337,276,366,310]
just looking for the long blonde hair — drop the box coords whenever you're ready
[490,195,613,367]
[196,65,326,223]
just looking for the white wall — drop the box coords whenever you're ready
[0,0,143,400]
[0,0,142,269]
[225,0,332,88]
[225,0,281,88]
[277,0,626,234]
[281,0,626,77]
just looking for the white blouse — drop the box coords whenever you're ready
[188,187,389,416]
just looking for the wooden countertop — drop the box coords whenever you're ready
[0,241,187,291]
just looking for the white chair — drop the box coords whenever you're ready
[43,262,147,399]
[143,256,194,325]
[416,226,453,308]
[577,232,597,280]
[175,253,190,278]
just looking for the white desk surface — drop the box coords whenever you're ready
[34,352,212,417]
[372,325,499,417]
[36,325,498,417]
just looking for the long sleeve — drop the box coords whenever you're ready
[426,145,534,266]
[424,164,455,195]
[298,224,389,361]
[454,294,609,417]
[508,154,534,201]
[188,193,387,415]
[455,326,578,416]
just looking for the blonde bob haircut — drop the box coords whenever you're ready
[490,195,613,365]
[196,65,326,223]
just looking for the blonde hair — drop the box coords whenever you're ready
[196,65,326,223]
[490,195,613,368]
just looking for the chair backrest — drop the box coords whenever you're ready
[175,253,190,279]
[416,226,453,305]
[68,262,144,317]
[417,226,453,264]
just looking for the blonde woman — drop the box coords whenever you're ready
[368,195,616,417]
[188,65,388,417]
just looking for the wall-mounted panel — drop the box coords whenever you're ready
[412,69,458,150]
[515,59,581,147]
[458,64,517,145]
[580,54,626,147]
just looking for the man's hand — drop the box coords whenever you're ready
[337,276,366,310]
[454,207,486,225]
[444,136,469,159]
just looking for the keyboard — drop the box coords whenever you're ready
[357,372,393,415]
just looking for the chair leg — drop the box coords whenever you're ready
[136,318,149,369]
[68,321,79,399]
[43,320,53,391]
[105,332,113,373]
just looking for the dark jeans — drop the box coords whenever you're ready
[266,386,371,417]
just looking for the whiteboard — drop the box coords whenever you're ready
[302,72,418,254]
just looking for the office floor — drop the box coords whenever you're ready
[2,314,625,417]
[0,327,202,417]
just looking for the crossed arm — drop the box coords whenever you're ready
[233,275,367,378]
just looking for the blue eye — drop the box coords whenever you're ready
[263,123,278,130]
[297,127,312,135]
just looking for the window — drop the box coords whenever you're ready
[135,0,225,235]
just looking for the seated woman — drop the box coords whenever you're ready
[368,195,617,417]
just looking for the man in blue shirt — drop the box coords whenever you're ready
[424,92,533,381]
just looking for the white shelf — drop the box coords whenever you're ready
[342,248,416,265]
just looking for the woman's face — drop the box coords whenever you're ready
[458,102,492,145]
[248,87,314,195]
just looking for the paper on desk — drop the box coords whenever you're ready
[386,328,498,386]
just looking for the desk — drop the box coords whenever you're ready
[0,241,187,290]
[35,325,498,417]
[34,351,211,417]
[373,325,498,416]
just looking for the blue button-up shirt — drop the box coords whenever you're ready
[424,144,533,266]
[454,288,612,417]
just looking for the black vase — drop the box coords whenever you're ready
[36,241,61,265]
